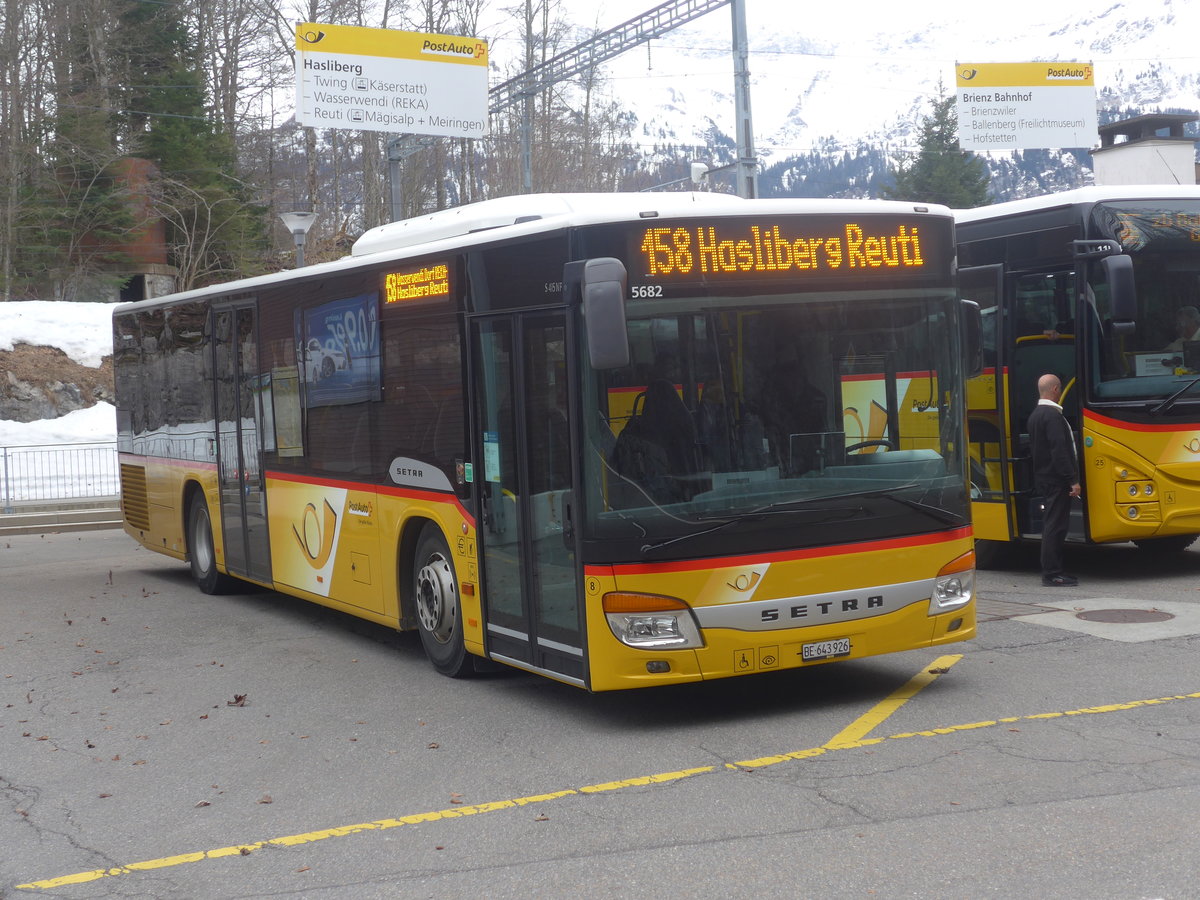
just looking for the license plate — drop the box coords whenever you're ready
[801,637,851,661]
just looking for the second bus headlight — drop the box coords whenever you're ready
[603,593,704,649]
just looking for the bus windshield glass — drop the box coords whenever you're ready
[1089,200,1200,401]
[581,290,968,558]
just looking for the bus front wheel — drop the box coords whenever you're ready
[187,493,235,594]
[413,525,472,678]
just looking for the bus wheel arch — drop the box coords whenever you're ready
[407,520,472,678]
[185,485,235,594]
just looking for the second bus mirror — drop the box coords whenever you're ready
[582,257,630,370]
[1102,253,1136,333]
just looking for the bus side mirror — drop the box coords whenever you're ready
[1102,253,1136,334]
[961,298,983,377]
[581,257,630,370]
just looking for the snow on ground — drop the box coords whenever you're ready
[1,300,114,368]
[1,301,117,445]
[0,403,117,447]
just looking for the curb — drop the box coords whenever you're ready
[0,507,124,537]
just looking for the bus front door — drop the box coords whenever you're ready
[471,312,585,686]
[213,303,272,585]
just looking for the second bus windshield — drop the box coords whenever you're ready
[1089,200,1200,401]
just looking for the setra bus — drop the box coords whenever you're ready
[957,185,1200,563]
[114,192,977,691]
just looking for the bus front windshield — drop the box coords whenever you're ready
[581,291,969,560]
[1090,201,1200,403]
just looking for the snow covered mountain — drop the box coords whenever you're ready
[568,0,1199,196]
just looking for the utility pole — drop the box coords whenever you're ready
[730,0,758,198]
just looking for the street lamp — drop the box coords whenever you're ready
[279,211,316,267]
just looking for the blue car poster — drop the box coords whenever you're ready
[299,293,381,407]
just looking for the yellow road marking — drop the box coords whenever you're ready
[822,653,962,750]
[18,675,1200,891]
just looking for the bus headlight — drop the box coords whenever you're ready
[930,551,975,614]
[603,593,704,649]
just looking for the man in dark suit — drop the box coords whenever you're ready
[1028,373,1081,586]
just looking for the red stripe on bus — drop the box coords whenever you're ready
[586,526,972,576]
[1083,409,1200,433]
[268,470,476,526]
[840,370,934,382]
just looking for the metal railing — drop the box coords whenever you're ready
[1,441,119,513]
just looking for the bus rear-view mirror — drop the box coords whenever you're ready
[582,257,630,370]
[1101,253,1136,333]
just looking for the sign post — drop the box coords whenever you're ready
[955,62,1097,151]
[295,23,488,139]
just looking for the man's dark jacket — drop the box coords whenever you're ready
[1028,401,1078,488]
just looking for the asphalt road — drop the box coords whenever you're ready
[3,529,1200,898]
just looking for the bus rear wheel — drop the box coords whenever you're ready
[413,525,472,678]
[187,492,235,594]
[1132,535,1198,556]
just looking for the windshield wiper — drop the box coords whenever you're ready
[637,482,961,556]
[639,504,865,556]
[1149,375,1200,416]
[874,493,964,526]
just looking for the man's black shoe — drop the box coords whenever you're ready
[1042,574,1078,586]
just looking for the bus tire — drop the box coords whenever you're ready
[1132,535,1198,556]
[413,524,472,678]
[187,492,235,594]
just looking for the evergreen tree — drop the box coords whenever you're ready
[116,0,264,289]
[883,93,991,208]
[16,1,134,301]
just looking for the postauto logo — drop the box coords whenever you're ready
[420,38,486,59]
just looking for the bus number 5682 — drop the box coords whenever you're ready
[630,284,664,299]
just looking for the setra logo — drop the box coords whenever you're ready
[292,499,338,568]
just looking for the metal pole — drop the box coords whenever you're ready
[521,87,534,194]
[730,0,758,198]
[388,136,405,223]
[2,446,12,514]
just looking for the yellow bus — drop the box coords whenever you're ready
[957,186,1200,564]
[114,193,977,691]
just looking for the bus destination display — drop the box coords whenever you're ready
[384,261,451,304]
[633,218,935,287]
[1105,207,1200,251]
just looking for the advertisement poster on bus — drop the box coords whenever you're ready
[299,293,381,407]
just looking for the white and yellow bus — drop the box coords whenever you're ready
[957,186,1200,563]
[114,193,977,691]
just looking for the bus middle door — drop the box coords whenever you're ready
[213,302,272,585]
[471,311,585,687]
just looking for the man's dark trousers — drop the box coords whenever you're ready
[1037,480,1071,576]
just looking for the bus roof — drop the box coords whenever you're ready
[117,193,952,314]
[351,192,951,257]
[954,184,1200,225]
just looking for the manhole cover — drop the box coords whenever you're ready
[1075,608,1174,624]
